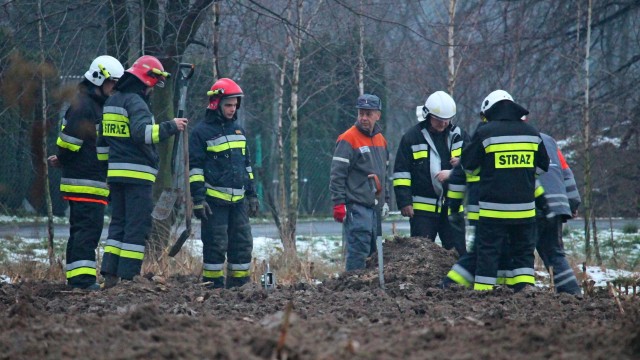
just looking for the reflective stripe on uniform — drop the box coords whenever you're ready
[108,162,158,182]
[411,144,428,160]
[474,275,496,291]
[246,166,254,180]
[228,263,251,278]
[60,178,109,197]
[332,156,349,164]
[412,195,440,213]
[189,168,205,183]
[206,135,246,152]
[392,172,411,187]
[554,268,578,288]
[447,264,474,287]
[103,239,144,259]
[479,201,535,219]
[451,140,463,158]
[65,260,97,279]
[466,173,480,182]
[205,185,245,202]
[57,133,84,152]
[203,263,224,278]
[482,135,540,153]
[144,124,160,144]
[447,184,466,199]
[96,146,109,161]
[508,267,535,285]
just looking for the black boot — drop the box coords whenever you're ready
[226,276,249,289]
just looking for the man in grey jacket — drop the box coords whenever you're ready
[330,94,389,271]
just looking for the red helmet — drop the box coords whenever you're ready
[207,78,243,110]
[126,55,170,88]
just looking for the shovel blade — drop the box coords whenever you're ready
[151,189,180,220]
[168,228,191,257]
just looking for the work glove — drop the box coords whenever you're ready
[193,201,212,221]
[247,197,260,217]
[381,203,390,218]
[333,203,346,223]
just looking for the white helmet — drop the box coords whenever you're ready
[421,91,456,121]
[84,55,125,86]
[480,90,513,115]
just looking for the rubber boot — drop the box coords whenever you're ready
[226,276,250,289]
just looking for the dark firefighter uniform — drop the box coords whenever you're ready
[393,121,467,254]
[189,110,256,289]
[56,82,109,288]
[462,100,549,291]
[98,90,179,280]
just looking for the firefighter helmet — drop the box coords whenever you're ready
[480,90,513,115]
[422,91,456,121]
[207,78,243,110]
[84,55,124,86]
[126,55,170,88]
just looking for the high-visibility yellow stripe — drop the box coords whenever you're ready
[474,283,493,291]
[206,188,245,202]
[466,174,480,182]
[97,154,109,161]
[66,267,97,279]
[485,143,538,153]
[451,148,462,157]
[207,141,246,153]
[447,205,464,215]
[203,269,224,278]
[120,249,144,260]
[413,203,438,213]
[509,274,535,285]
[393,179,411,187]
[104,245,120,256]
[468,212,479,220]
[249,172,254,180]
[447,270,471,287]
[190,174,205,183]
[413,151,428,159]
[229,270,250,278]
[103,113,129,122]
[535,185,545,198]
[479,208,535,219]
[56,137,81,151]
[152,124,160,143]
[108,169,156,182]
[447,190,464,199]
[60,184,110,197]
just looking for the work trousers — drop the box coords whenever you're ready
[537,217,581,295]
[344,203,377,271]
[101,183,153,280]
[474,221,536,291]
[201,200,253,289]
[411,209,466,256]
[66,200,105,287]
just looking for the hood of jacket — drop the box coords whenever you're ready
[485,100,529,122]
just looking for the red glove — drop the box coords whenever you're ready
[333,204,346,223]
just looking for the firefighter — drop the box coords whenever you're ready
[98,55,187,288]
[393,91,467,255]
[535,132,582,295]
[330,94,389,271]
[462,90,549,291]
[189,78,259,289]
[48,55,124,290]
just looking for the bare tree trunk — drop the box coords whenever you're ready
[356,0,364,95]
[447,0,457,95]
[37,0,56,270]
[605,179,619,267]
[212,0,221,79]
[582,0,594,264]
[591,207,602,266]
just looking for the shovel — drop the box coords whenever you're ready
[168,124,192,257]
[151,63,195,220]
